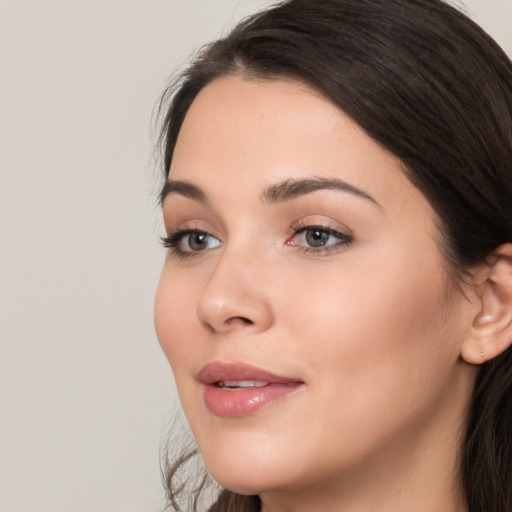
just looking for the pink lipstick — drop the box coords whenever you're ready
[198,362,304,417]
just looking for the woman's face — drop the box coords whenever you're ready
[155,77,476,503]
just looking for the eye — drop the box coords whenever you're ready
[161,229,221,257]
[182,232,218,251]
[288,225,352,253]
[302,228,335,248]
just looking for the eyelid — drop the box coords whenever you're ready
[160,223,222,258]
[286,218,353,254]
[289,216,353,238]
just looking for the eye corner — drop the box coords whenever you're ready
[160,234,173,249]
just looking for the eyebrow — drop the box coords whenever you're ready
[160,180,207,205]
[261,177,381,206]
[160,177,380,208]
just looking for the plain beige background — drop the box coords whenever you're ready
[0,1,511,511]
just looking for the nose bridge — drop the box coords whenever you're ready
[196,243,274,334]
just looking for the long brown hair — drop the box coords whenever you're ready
[157,1,512,510]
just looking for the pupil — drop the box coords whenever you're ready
[306,229,328,247]
[190,233,208,250]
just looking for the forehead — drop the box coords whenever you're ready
[169,76,431,219]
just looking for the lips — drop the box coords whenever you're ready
[198,362,305,417]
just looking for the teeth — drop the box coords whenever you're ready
[219,380,268,388]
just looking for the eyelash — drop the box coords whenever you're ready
[160,228,215,259]
[289,222,353,255]
[160,224,353,258]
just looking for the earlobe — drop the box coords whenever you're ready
[461,244,512,365]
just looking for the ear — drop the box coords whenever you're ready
[461,244,512,365]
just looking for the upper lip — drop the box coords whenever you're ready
[197,361,303,385]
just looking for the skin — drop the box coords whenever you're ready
[154,76,481,512]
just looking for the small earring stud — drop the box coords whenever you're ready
[481,352,485,359]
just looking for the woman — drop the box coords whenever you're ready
[154,0,512,510]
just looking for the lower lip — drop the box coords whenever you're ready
[203,383,304,417]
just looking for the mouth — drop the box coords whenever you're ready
[197,362,305,417]
[215,380,270,389]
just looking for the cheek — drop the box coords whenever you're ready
[154,268,199,374]
[281,245,457,416]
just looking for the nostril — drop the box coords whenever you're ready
[201,316,254,334]
[228,316,254,326]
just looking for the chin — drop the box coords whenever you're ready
[197,432,302,495]
[209,471,271,496]
[205,460,294,496]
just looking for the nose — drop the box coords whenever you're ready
[196,250,274,335]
